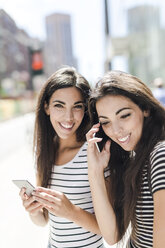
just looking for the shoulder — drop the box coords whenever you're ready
[150,141,165,163]
[150,141,165,194]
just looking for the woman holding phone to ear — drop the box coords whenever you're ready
[19,66,110,248]
[86,70,165,248]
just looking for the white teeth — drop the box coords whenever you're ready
[61,123,73,129]
[118,135,129,142]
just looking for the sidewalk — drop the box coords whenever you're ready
[0,114,127,247]
[0,113,48,247]
[0,138,49,247]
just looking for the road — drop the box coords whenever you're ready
[0,113,49,248]
[0,113,127,248]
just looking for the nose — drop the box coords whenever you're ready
[111,122,123,135]
[64,108,74,121]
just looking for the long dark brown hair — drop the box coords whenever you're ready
[89,70,165,240]
[33,66,91,190]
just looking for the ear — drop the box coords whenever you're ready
[144,110,150,117]
[44,101,50,115]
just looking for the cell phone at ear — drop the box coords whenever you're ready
[12,180,35,196]
[94,125,109,152]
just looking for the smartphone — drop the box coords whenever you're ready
[12,180,35,196]
[94,125,109,152]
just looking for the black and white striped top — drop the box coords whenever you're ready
[130,141,165,248]
[48,142,110,248]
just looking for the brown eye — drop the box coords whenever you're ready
[74,105,83,109]
[100,122,109,126]
[54,104,63,108]
[121,113,131,119]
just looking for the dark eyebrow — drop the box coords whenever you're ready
[74,101,84,105]
[52,100,65,104]
[98,115,108,119]
[98,107,131,119]
[116,107,131,115]
[52,100,84,105]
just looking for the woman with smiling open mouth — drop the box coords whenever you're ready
[18,66,110,248]
[87,70,165,248]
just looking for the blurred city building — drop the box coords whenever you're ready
[0,9,45,121]
[152,77,165,106]
[127,5,160,33]
[0,9,44,97]
[0,9,30,95]
[109,4,165,85]
[44,13,77,76]
[0,9,79,121]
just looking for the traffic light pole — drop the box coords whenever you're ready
[104,0,112,72]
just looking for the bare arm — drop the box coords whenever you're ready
[153,189,165,247]
[86,124,118,245]
[69,201,101,235]
[32,187,101,234]
[20,188,48,227]
[29,208,48,227]
[88,170,117,245]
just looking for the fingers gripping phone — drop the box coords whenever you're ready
[12,180,35,196]
[95,125,109,152]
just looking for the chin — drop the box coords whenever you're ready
[121,145,133,152]
[62,135,72,140]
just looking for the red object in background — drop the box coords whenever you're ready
[31,51,43,71]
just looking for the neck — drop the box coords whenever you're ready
[59,135,82,150]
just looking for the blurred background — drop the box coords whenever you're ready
[0,0,165,247]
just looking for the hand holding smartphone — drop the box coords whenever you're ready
[12,180,35,196]
[94,125,109,152]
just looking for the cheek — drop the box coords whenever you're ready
[75,111,84,121]
[49,108,62,119]
[49,115,57,128]
[134,115,144,131]
[102,126,112,138]
[49,110,60,126]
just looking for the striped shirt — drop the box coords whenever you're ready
[130,141,165,248]
[48,142,110,248]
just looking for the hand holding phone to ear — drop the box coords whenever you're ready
[86,123,111,174]
[93,124,109,152]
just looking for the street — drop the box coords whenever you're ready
[0,113,49,248]
[0,113,126,248]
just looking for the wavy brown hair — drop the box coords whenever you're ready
[33,66,91,191]
[89,70,165,240]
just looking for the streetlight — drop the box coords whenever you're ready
[104,0,112,72]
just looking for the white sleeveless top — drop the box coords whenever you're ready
[48,142,110,248]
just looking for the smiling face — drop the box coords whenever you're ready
[45,87,85,141]
[96,95,149,151]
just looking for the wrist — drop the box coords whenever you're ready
[68,204,80,222]
[29,208,43,217]
[88,168,104,181]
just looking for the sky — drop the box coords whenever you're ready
[0,0,165,83]
[0,0,105,83]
